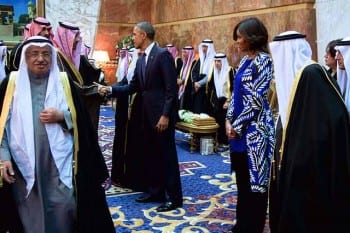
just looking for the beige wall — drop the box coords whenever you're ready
[94,0,317,65]
[316,0,350,66]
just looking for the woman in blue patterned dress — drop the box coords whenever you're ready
[225,17,275,233]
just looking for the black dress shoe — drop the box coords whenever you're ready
[111,180,122,187]
[136,195,165,203]
[156,201,182,212]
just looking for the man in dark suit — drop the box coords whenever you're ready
[98,21,183,212]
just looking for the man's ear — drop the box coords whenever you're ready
[142,31,147,40]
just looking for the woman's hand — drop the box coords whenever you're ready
[225,120,238,139]
[223,102,229,109]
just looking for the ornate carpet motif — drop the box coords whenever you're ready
[98,105,270,233]
[179,161,206,176]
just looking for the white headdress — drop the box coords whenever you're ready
[10,36,73,195]
[198,39,216,76]
[213,53,230,97]
[269,31,312,127]
[335,37,350,114]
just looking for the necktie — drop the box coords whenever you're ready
[141,53,146,82]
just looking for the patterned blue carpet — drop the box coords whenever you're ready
[98,104,270,233]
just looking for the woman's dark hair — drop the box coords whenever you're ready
[326,38,342,57]
[233,17,269,53]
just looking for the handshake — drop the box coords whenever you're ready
[94,82,112,96]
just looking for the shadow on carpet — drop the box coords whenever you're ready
[98,104,270,233]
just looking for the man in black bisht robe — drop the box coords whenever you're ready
[268,31,313,233]
[0,36,114,233]
[206,53,234,146]
[188,39,216,114]
[277,62,350,233]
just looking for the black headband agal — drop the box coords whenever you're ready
[214,54,226,59]
[336,40,350,46]
[183,46,194,50]
[22,38,53,47]
[273,33,306,41]
[33,18,51,27]
[59,22,79,31]
[202,40,213,44]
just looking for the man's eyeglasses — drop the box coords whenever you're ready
[25,52,52,59]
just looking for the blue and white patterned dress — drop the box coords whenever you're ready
[226,52,275,193]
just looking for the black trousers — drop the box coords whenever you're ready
[269,117,283,233]
[143,122,183,204]
[231,151,267,233]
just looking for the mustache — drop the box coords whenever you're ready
[34,61,48,65]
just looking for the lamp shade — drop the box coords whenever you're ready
[92,50,110,64]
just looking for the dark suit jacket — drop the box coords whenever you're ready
[111,44,178,128]
[111,44,182,201]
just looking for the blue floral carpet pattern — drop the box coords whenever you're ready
[98,105,270,233]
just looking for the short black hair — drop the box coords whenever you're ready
[233,17,269,53]
[136,21,155,40]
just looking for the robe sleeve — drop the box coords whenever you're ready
[0,129,11,161]
[60,109,73,131]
